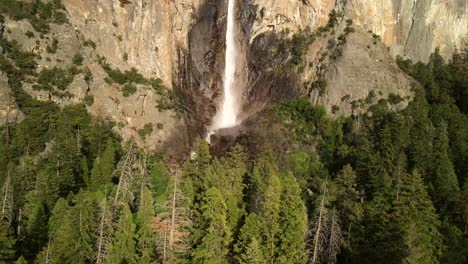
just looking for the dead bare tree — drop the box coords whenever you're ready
[310,182,330,264]
[95,195,114,264]
[1,169,14,224]
[326,208,343,264]
[309,182,343,264]
[153,167,191,263]
[113,142,138,207]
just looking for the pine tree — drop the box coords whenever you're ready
[47,191,97,263]
[15,256,27,264]
[90,138,116,190]
[277,172,307,264]
[107,204,137,264]
[192,188,231,264]
[0,221,15,262]
[136,186,156,263]
[394,170,442,264]
[249,149,283,262]
[183,138,212,196]
[234,213,265,264]
[431,122,460,211]
[23,192,48,259]
[335,164,363,249]
[359,168,406,264]
[222,144,247,230]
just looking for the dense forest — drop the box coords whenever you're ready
[1,30,467,263]
[0,1,467,262]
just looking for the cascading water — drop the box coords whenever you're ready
[207,0,239,141]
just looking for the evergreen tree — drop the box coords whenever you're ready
[0,221,15,262]
[359,186,406,264]
[248,149,290,262]
[107,204,137,264]
[394,171,442,264]
[277,172,307,264]
[183,138,212,197]
[15,256,27,264]
[404,93,434,174]
[234,213,265,264]
[136,186,156,263]
[23,192,48,260]
[89,138,116,190]
[335,164,363,250]
[431,122,460,211]
[220,144,247,231]
[47,191,97,263]
[192,188,231,264]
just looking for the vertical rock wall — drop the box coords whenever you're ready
[347,0,468,62]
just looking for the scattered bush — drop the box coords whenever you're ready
[388,93,403,104]
[138,123,153,139]
[122,83,137,97]
[332,105,340,114]
[0,0,67,33]
[46,39,58,54]
[33,67,78,91]
[72,53,84,65]
[83,39,96,49]
[25,31,35,38]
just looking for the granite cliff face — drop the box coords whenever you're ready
[0,0,466,151]
[347,0,468,62]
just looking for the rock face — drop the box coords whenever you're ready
[310,30,414,116]
[347,0,468,62]
[63,0,202,86]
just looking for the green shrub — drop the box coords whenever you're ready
[138,123,153,139]
[46,39,58,54]
[332,105,340,114]
[33,67,78,91]
[0,0,67,33]
[83,39,96,49]
[98,57,172,109]
[122,83,137,97]
[84,94,94,106]
[25,31,35,38]
[72,53,84,65]
[388,93,403,104]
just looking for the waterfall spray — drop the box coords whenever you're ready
[207,0,238,141]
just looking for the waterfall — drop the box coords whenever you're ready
[207,0,238,140]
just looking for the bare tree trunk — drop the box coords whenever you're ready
[76,128,81,153]
[169,175,177,249]
[113,143,135,207]
[1,170,13,224]
[312,183,327,264]
[96,196,112,264]
[45,237,51,264]
[327,208,343,264]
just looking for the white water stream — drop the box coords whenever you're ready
[207,0,238,140]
